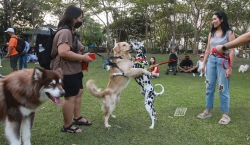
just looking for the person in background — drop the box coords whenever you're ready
[191,55,205,77]
[149,57,159,78]
[131,55,136,65]
[197,11,235,125]
[50,5,93,133]
[178,55,194,73]
[18,36,30,69]
[4,28,19,71]
[3,42,8,54]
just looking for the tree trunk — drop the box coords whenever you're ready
[106,11,111,57]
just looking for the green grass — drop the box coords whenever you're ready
[0,53,250,145]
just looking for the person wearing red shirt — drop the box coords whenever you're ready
[149,57,159,78]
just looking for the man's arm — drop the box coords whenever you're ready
[5,46,14,57]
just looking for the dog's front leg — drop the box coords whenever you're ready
[125,68,151,78]
[5,118,22,145]
[21,113,35,145]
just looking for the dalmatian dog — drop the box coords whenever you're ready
[130,42,164,129]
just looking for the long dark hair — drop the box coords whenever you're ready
[210,11,232,37]
[149,57,156,65]
[58,5,83,29]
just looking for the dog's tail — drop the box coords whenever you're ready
[86,80,105,99]
[154,84,164,96]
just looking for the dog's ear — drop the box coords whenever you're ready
[113,43,120,54]
[142,46,146,54]
[33,67,45,81]
[56,68,63,78]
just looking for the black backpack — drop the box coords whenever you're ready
[35,27,70,70]
[12,37,26,55]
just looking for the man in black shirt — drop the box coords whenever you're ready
[178,55,195,72]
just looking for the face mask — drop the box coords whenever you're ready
[74,21,82,28]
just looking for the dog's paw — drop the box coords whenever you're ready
[105,124,111,128]
[111,114,116,118]
[149,125,154,129]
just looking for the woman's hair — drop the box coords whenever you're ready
[149,57,156,65]
[58,5,83,29]
[211,11,232,37]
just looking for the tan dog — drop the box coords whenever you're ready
[86,42,151,128]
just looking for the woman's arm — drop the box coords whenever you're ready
[58,43,92,62]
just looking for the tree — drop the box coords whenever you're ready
[82,16,105,47]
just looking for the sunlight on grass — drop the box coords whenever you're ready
[0,53,250,145]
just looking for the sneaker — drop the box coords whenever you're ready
[200,73,203,77]
[193,73,195,76]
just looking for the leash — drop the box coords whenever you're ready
[154,50,230,70]
[95,53,126,75]
[211,48,231,69]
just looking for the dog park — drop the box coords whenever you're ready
[0,52,249,145]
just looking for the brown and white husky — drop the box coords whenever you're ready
[0,67,65,145]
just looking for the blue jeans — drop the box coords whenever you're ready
[205,54,230,113]
[19,54,28,69]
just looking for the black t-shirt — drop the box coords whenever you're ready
[180,59,193,67]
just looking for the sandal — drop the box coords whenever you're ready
[72,116,92,126]
[61,124,82,133]
[197,110,212,119]
[218,114,231,125]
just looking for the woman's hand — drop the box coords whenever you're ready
[82,53,93,63]
[225,68,232,78]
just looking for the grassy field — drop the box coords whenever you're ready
[0,53,250,145]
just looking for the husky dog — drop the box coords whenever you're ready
[0,67,65,145]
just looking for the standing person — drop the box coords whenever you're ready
[50,5,93,133]
[197,11,235,125]
[4,28,19,71]
[18,36,30,69]
[149,57,160,78]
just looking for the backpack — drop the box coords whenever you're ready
[35,26,71,70]
[12,37,26,55]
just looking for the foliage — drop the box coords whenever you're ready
[1,0,250,53]
[82,16,106,47]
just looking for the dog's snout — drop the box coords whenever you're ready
[60,90,65,96]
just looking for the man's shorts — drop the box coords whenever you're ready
[10,54,19,68]
[63,72,84,97]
